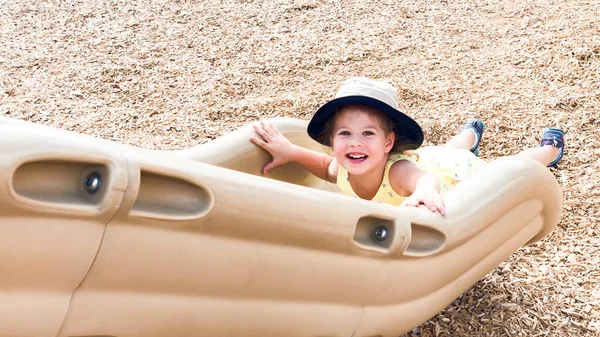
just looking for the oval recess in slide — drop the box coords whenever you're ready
[129,169,214,220]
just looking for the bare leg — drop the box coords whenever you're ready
[445,129,476,150]
[516,145,560,166]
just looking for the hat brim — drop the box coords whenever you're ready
[307,96,424,149]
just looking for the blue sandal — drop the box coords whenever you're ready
[461,118,485,156]
[540,128,565,167]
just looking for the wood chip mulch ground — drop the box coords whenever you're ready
[1,0,598,336]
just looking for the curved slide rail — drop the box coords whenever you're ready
[0,116,561,337]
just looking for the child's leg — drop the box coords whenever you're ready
[516,128,564,167]
[516,146,561,166]
[445,118,485,156]
[445,129,475,150]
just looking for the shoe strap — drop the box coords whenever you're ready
[540,133,564,149]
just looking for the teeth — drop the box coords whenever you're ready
[349,154,365,159]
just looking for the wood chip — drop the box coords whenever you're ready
[2,0,599,336]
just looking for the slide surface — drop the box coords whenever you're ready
[0,116,561,337]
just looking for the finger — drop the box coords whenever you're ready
[265,123,281,136]
[263,161,278,174]
[254,124,275,143]
[401,198,419,207]
[423,196,446,215]
[435,196,446,216]
[419,198,437,213]
[428,204,437,212]
[426,192,445,215]
[250,136,268,149]
[253,123,266,137]
[271,124,282,136]
[264,123,278,136]
[259,121,272,135]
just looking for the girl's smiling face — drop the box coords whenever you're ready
[331,105,395,177]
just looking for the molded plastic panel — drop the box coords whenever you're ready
[13,160,109,208]
[0,116,562,337]
[130,170,214,220]
[0,123,127,337]
[354,216,397,253]
[404,224,447,256]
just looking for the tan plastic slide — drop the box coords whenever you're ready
[0,116,561,337]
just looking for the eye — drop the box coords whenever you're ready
[363,131,375,136]
[338,131,350,136]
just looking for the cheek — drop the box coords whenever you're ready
[331,140,347,158]
[331,141,342,152]
[331,137,345,148]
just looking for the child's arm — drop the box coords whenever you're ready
[389,160,446,216]
[250,121,338,183]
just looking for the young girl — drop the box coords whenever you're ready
[250,77,565,216]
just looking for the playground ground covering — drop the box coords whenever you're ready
[1,0,599,335]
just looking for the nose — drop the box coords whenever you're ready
[349,135,363,147]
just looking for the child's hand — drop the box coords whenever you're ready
[250,121,297,174]
[401,187,447,216]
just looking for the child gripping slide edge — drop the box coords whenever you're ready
[250,77,565,216]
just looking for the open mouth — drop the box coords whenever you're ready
[346,153,367,163]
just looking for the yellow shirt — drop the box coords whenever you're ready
[337,153,408,206]
[336,146,486,206]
